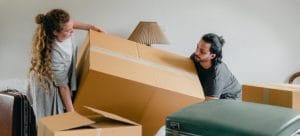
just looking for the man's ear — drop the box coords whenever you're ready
[210,54,216,59]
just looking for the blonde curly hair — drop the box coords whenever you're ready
[29,9,70,86]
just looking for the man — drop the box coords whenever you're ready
[191,33,242,100]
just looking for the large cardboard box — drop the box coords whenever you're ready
[74,30,204,136]
[38,107,141,136]
[243,83,300,110]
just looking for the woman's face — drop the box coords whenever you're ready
[54,19,74,42]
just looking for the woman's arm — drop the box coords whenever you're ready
[73,21,105,32]
[59,85,74,112]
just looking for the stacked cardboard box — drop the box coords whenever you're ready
[243,83,300,110]
[73,30,204,136]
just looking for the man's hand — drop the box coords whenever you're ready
[205,96,218,101]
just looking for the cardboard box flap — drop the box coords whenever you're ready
[89,30,196,75]
[89,30,139,57]
[85,106,139,126]
[88,49,202,97]
[39,112,95,132]
[137,44,196,74]
[272,84,300,91]
[90,46,197,80]
[244,83,300,92]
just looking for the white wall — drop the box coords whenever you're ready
[1,0,300,84]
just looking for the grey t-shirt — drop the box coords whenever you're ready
[27,38,77,120]
[190,54,242,99]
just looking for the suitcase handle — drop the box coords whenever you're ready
[170,122,180,135]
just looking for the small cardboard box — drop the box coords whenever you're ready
[74,30,204,136]
[242,83,300,110]
[38,106,141,136]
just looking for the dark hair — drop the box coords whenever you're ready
[35,9,70,40]
[202,33,225,65]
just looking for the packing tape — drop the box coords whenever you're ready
[95,128,101,136]
[90,46,198,80]
[263,88,269,104]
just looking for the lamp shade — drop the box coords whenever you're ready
[128,21,169,46]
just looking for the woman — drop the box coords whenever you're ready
[27,9,104,120]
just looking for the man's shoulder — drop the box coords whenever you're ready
[215,62,228,69]
[214,62,232,75]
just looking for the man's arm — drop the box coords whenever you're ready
[205,80,223,100]
[204,73,225,100]
[205,96,218,101]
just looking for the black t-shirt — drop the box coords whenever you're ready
[190,53,242,99]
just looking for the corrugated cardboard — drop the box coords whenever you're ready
[74,30,204,136]
[242,83,300,110]
[38,106,141,136]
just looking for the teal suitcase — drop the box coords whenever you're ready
[166,100,300,136]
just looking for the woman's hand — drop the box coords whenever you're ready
[89,25,105,33]
[73,21,106,33]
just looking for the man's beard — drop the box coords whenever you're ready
[195,55,209,63]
